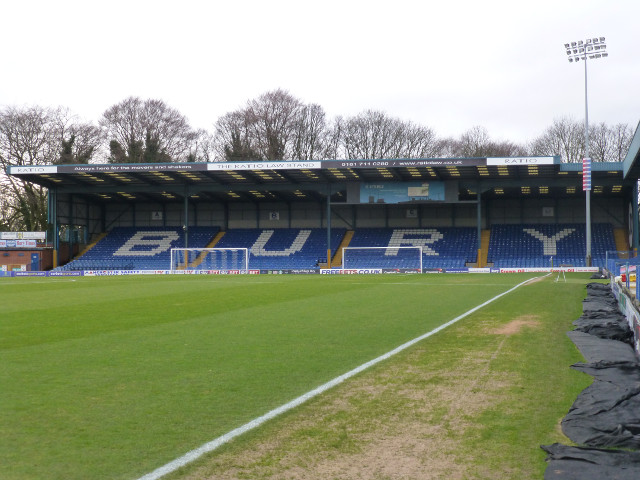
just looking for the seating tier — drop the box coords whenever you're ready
[60,227,219,271]
[346,228,477,269]
[488,223,615,268]
[215,228,346,270]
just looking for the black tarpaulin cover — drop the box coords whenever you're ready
[566,331,637,364]
[561,360,640,449]
[541,443,640,480]
[542,283,640,478]
[582,296,620,314]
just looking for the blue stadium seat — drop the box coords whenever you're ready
[345,228,477,269]
[215,228,346,270]
[488,223,615,268]
[59,226,219,271]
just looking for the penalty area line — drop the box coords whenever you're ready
[136,275,541,480]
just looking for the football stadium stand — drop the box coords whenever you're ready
[55,223,617,271]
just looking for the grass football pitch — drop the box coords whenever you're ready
[1,273,594,479]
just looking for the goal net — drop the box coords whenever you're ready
[170,248,249,272]
[341,246,423,271]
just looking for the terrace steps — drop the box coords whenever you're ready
[614,228,631,257]
[190,231,227,268]
[331,230,355,267]
[75,232,108,259]
[207,231,226,248]
[479,229,491,267]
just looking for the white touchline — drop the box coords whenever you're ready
[136,275,541,480]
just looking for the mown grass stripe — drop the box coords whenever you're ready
[137,275,541,480]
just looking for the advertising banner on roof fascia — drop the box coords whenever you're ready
[487,156,555,165]
[8,165,58,175]
[9,156,558,176]
[57,163,209,174]
[326,159,486,169]
[208,161,322,171]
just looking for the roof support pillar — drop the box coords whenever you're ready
[327,183,332,268]
[477,191,482,267]
[183,188,189,249]
[49,187,59,268]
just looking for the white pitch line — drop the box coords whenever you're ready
[136,275,541,480]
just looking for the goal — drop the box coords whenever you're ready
[170,248,249,272]
[341,246,423,271]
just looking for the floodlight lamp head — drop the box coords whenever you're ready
[564,43,570,48]
[600,36,605,42]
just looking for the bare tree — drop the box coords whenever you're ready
[322,116,344,160]
[339,110,443,159]
[213,90,330,161]
[291,103,327,160]
[55,110,104,164]
[100,97,197,163]
[246,89,304,160]
[529,117,587,163]
[610,123,635,163]
[400,123,446,158]
[0,186,13,231]
[529,117,633,163]
[0,106,102,230]
[446,126,526,158]
[213,110,263,162]
[186,129,216,162]
[589,122,633,163]
[0,106,56,231]
[341,110,399,159]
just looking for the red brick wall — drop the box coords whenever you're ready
[1,244,81,271]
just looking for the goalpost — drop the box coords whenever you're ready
[170,248,249,272]
[341,246,423,271]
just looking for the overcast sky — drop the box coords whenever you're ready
[2,0,639,145]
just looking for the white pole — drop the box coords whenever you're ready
[584,54,592,267]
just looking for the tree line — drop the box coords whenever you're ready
[0,89,635,231]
